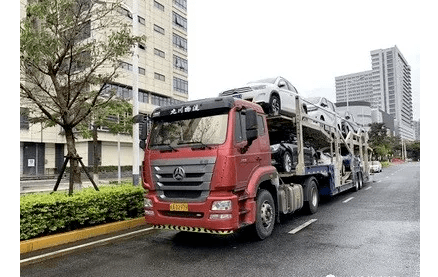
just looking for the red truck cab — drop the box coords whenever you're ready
[142,97,277,237]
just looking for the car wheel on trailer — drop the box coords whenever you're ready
[269,94,281,116]
[282,151,293,173]
[303,177,319,214]
[252,189,275,240]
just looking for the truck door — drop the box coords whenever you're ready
[234,110,264,191]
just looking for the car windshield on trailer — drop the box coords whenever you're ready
[307,97,321,105]
[248,78,276,84]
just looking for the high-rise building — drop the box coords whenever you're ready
[335,46,414,141]
[20,0,188,177]
[370,46,413,140]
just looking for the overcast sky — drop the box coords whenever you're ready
[187,0,422,120]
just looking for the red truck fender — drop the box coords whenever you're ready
[242,166,279,224]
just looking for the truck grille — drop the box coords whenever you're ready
[151,157,216,202]
[221,87,253,96]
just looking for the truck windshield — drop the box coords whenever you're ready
[149,114,228,149]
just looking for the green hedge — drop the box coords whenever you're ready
[20,184,144,241]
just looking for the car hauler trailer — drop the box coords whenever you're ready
[140,95,371,240]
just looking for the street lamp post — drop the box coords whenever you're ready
[122,1,140,186]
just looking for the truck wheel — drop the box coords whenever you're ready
[303,177,319,214]
[358,172,363,190]
[353,174,359,192]
[252,189,275,240]
[282,151,293,173]
[269,95,281,116]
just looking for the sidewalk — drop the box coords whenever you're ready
[20,177,132,194]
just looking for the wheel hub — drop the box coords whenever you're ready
[260,201,273,228]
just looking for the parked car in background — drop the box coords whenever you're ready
[220,76,306,116]
[270,142,316,173]
[306,97,340,130]
[370,161,382,173]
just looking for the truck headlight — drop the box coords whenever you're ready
[211,200,232,211]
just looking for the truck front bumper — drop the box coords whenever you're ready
[144,191,241,233]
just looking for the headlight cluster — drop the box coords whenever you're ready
[211,200,232,211]
[210,200,232,220]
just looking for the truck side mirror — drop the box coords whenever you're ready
[245,109,258,145]
[133,114,149,150]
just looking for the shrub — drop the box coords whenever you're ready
[20,184,144,240]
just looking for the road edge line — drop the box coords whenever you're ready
[20,227,154,265]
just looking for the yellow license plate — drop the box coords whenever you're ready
[170,203,188,212]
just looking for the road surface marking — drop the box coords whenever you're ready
[365,186,372,191]
[342,197,354,203]
[20,227,154,264]
[288,219,317,234]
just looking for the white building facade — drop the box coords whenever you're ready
[20,0,189,177]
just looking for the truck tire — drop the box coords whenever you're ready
[252,189,275,240]
[353,174,359,192]
[358,172,363,190]
[303,177,319,214]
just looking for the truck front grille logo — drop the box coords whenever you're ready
[173,167,186,181]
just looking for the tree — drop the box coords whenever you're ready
[368,123,401,161]
[76,97,133,182]
[20,0,144,189]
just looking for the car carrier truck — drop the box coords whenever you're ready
[139,95,371,240]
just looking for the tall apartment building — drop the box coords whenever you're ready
[20,0,189,176]
[335,46,414,141]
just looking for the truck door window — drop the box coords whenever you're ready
[235,111,246,143]
[257,115,265,136]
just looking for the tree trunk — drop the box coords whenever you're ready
[64,126,82,191]
[92,124,100,185]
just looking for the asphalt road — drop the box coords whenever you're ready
[21,162,420,277]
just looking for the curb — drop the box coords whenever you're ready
[20,217,147,254]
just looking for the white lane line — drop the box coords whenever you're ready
[21,227,154,264]
[365,186,372,191]
[288,219,317,234]
[342,197,354,203]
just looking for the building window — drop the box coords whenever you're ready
[173,77,188,94]
[173,12,187,31]
[151,94,184,107]
[120,61,133,71]
[102,84,132,99]
[154,1,165,11]
[173,55,188,73]
[154,48,165,58]
[173,0,187,10]
[154,24,165,35]
[154,72,165,81]
[138,67,145,75]
[138,15,145,25]
[173,33,187,52]
[139,90,149,103]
